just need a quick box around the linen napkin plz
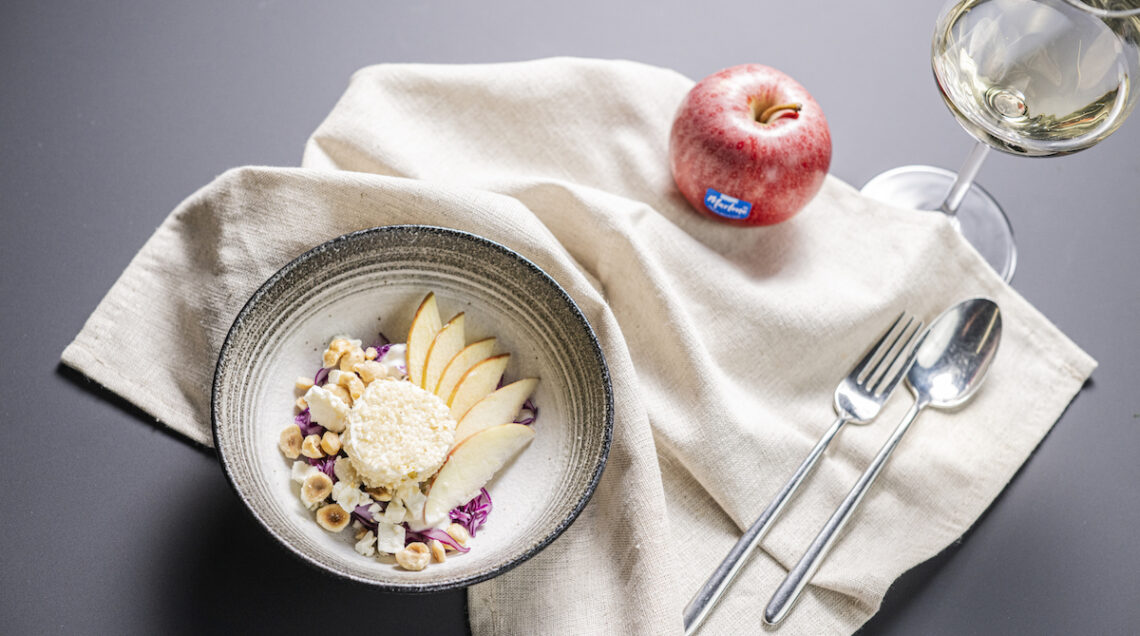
[62,58,1096,635]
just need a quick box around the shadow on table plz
[858,377,1095,634]
[57,363,215,455]
[57,363,471,636]
[153,484,471,636]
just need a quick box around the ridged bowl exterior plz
[212,225,612,591]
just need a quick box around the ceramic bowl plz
[212,225,612,591]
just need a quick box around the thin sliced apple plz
[419,423,535,529]
[434,337,496,399]
[422,312,465,391]
[447,354,509,420]
[405,292,441,387]
[452,378,539,447]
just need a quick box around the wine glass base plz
[861,165,1017,283]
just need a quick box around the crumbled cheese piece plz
[304,385,348,432]
[354,530,376,557]
[375,521,405,554]
[368,502,384,522]
[342,379,457,491]
[291,460,319,483]
[383,497,406,524]
[400,487,427,524]
[378,343,408,379]
[333,456,361,488]
[332,480,371,513]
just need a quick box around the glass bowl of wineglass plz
[862,0,1140,282]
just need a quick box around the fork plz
[681,311,925,635]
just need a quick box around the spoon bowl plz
[908,297,1002,409]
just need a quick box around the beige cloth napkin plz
[62,58,1096,634]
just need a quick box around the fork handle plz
[763,401,925,626]
[682,416,847,635]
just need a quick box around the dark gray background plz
[2,1,1137,634]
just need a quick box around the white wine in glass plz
[863,0,1140,282]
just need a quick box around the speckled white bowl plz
[212,225,612,591]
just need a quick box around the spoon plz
[763,297,1002,626]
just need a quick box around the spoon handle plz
[683,415,847,635]
[763,401,925,626]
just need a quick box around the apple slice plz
[420,423,535,529]
[422,312,465,391]
[452,378,539,447]
[405,292,442,387]
[434,337,496,399]
[447,354,509,420]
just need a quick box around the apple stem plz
[759,102,802,124]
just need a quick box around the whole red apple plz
[669,64,831,226]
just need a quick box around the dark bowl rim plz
[211,224,614,592]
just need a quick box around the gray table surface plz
[3,1,1138,634]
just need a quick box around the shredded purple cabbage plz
[294,408,326,437]
[404,526,471,553]
[449,488,493,537]
[352,504,378,532]
[313,366,330,386]
[306,454,337,480]
[514,397,538,426]
[368,331,391,352]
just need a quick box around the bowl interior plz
[213,226,612,591]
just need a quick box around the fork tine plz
[868,320,924,394]
[852,311,906,382]
[858,313,916,386]
[872,322,927,397]
[863,316,919,390]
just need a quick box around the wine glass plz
[862,0,1140,282]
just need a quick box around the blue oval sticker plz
[704,188,752,220]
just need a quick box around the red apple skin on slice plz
[435,337,496,398]
[422,312,465,391]
[406,292,442,387]
[447,354,510,420]
[419,423,535,529]
[452,378,539,448]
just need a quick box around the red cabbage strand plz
[403,526,471,552]
[449,488,493,537]
[294,408,325,437]
[306,454,337,480]
[313,367,330,386]
[514,397,538,426]
[352,505,378,532]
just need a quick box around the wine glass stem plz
[940,141,991,216]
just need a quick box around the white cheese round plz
[342,378,457,492]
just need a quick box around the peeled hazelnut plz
[320,431,342,455]
[316,503,351,532]
[300,472,334,508]
[446,523,470,549]
[429,539,447,563]
[301,434,324,459]
[396,542,431,571]
[339,347,365,373]
[278,425,303,459]
[365,486,392,502]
